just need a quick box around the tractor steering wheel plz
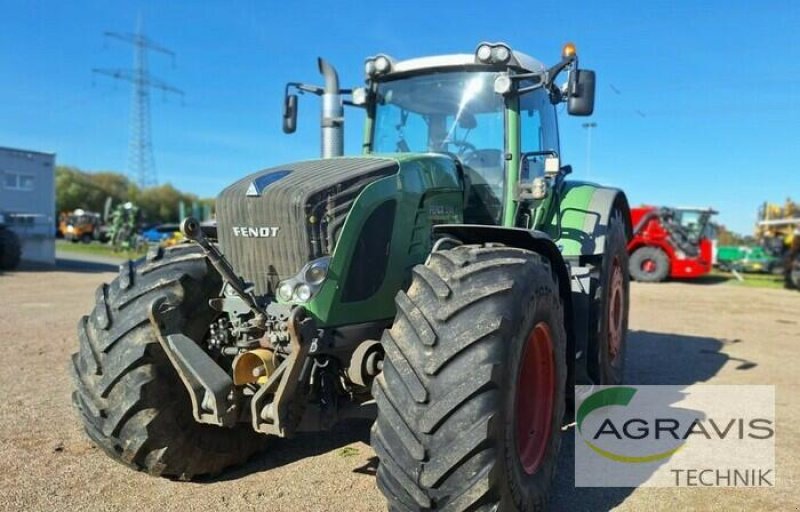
[446,140,478,156]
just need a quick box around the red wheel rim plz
[642,259,656,273]
[608,256,625,362]
[515,321,555,475]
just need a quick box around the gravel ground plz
[0,261,797,511]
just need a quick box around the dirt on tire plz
[373,245,567,511]
[71,244,267,479]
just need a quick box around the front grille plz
[216,157,399,296]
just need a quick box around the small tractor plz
[72,42,631,511]
[0,211,22,270]
[60,208,105,243]
[627,205,717,282]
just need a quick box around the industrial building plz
[0,146,56,265]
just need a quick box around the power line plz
[93,17,183,188]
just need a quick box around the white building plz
[0,146,56,264]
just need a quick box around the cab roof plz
[388,51,546,76]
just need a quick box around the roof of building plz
[0,146,56,158]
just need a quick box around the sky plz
[1,0,798,234]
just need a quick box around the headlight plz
[278,282,295,302]
[304,259,329,285]
[294,284,312,302]
[276,256,331,303]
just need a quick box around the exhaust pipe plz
[318,58,343,158]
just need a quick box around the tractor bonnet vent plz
[216,157,399,295]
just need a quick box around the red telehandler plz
[628,206,717,282]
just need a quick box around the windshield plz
[372,71,506,224]
[676,210,713,240]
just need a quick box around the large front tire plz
[71,245,266,479]
[373,245,567,511]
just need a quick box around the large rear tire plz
[373,245,567,511]
[71,244,267,479]
[590,209,631,384]
[0,228,22,270]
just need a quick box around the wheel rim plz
[641,259,656,273]
[515,321,555,475]
[608,256,625,362]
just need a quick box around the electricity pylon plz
[93,20,183,188]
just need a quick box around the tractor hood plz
[216,157,400,295]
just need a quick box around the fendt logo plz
[232,226,280,238]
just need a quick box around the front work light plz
[476,44,493,63]
[276,256,331,303]
[494,75,513,95]
[492,45,510,63]
[365,54,395,78]
[475,42,515,66]
[374,56,391,73]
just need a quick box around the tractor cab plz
[673,206,718,244]
[283,42,596,229]
[369,68,509,224]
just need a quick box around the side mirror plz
[567,69,596,116]
[282,94,298,134]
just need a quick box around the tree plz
[55,165,210,224]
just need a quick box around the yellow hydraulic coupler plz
[232,349,276,385]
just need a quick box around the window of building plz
[3,171,35,191]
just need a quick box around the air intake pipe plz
[318,58,344,158]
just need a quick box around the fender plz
[553,181,632,257]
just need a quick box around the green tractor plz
[72,42,631,510]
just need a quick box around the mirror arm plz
[545,54,577,86]
[342,99,366,109]
[286,82,324,96]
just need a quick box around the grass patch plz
[56,239,146,260]
[710,269,785,289]
[338,446,360,458]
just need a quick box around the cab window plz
[519,89,559,180]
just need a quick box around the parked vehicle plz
[628,206,717,282]
[141,223,179,244]
[72,42,629,511]
[59,209,106,243]
[716,245,780,273]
